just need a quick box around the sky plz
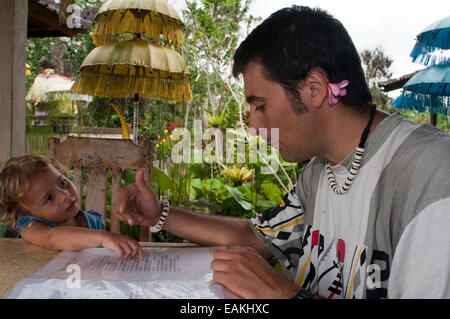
[170,0,450,98]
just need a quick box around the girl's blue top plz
[16,210,105,238]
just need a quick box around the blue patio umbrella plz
[392,64,449,116]
[403,64,449,96]
[410,15,450,66]
[392,90,448,115]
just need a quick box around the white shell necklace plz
[326,105,377,194]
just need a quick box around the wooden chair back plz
[47,136,152,241]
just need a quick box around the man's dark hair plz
[233,6,372,112]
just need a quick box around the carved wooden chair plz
[47,136,152,241]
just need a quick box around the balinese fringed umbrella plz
[92,0,185,48]
[403,64,449,96]
[393,64,449,116]
[27,69,74,102]
[71,0,192,143]
[71,39,191,100]
[410,15,450,66]
[393,16,450,124]
[392,91,448,116]
[27,69,92,115]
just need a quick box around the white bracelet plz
[149,199,170,233]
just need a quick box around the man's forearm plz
[162,206,272,258]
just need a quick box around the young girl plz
[0,155,143,258]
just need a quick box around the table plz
[0,238,197,298]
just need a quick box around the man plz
[116,6,450,298]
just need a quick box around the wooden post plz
[0,0,27,168]
[139,141,153,242]
[430,113,437,127]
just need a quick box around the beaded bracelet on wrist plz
[149,199,170,233]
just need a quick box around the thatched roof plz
[378,69,423,92]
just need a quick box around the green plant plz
[393,108,449,132]
[0,222,6,238]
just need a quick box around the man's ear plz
[303,68,328,108]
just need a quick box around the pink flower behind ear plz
[327,80,349,105]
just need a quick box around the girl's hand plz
[100,232,143,258]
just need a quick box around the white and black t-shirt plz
[250,113,450,299]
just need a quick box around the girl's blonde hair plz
[0,155,68,231]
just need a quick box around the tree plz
[360,46,393,86]
[180,0,259,122]
[360,46,393,110]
